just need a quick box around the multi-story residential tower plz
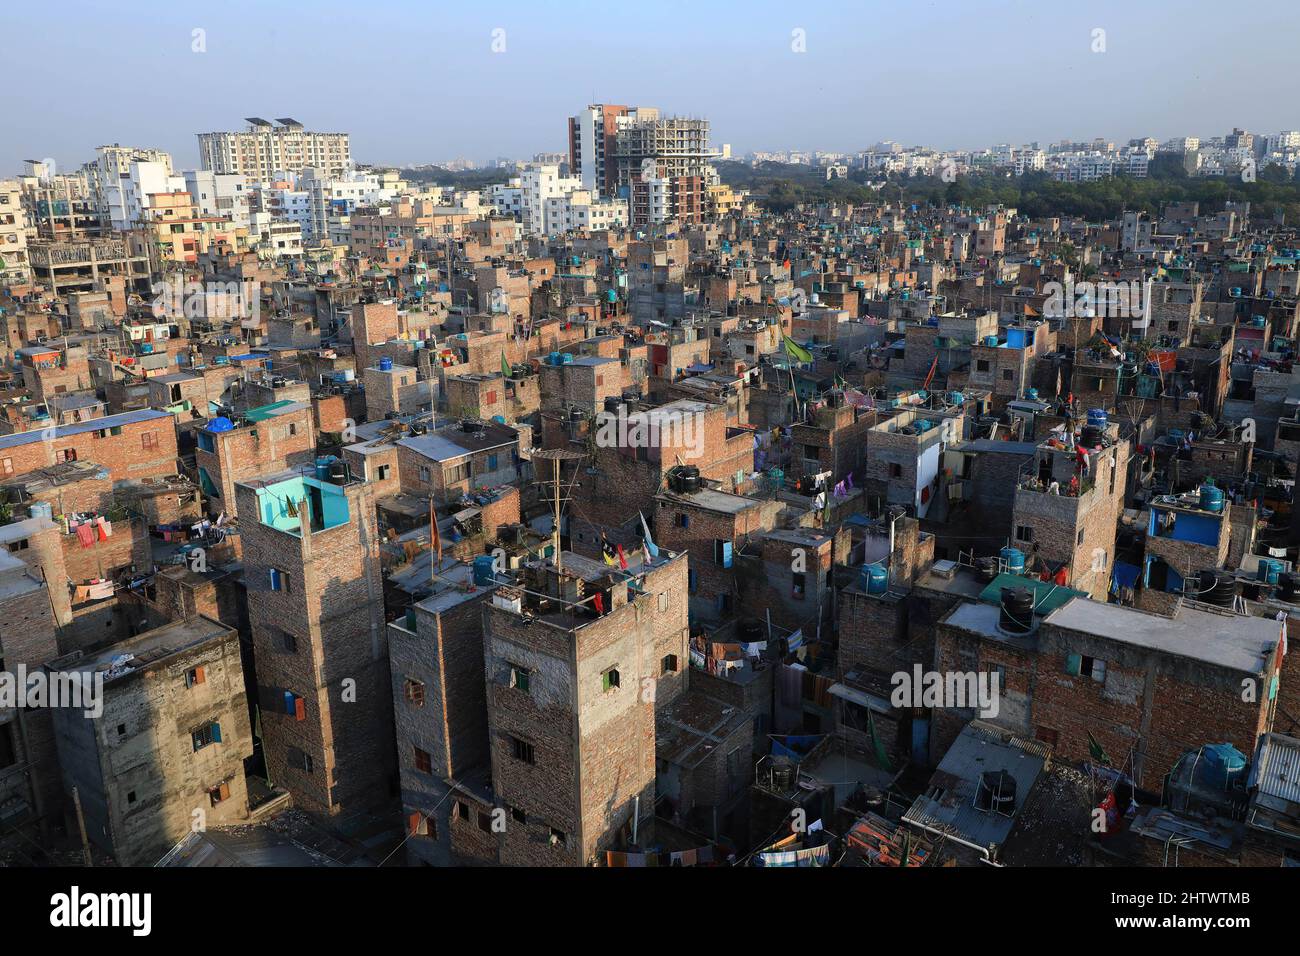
[235,467,394,819]
[197,118,351,180]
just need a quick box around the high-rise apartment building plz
[614,114,715,226]
[568,104,635,197]
[197,118,351,180]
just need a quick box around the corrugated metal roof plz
[0,409,171,451]
[978,574,1087,614]
[1250,732,1300,810]
[902,721,1046,856]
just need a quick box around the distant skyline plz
[4,0,1298,175]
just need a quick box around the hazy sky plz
[4,0,1298,175]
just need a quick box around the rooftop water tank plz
[1197,569,1236,607]
[472,555,496,586]
[1200,480,1224,513]
[1087,409,1108,429]
[1258,559,1283,585]
[999,587,1034,634]
[28,501,52,521]
[1025,387,1039,400]
[983,335,999,346]
[862,563,889,595]
[1000,547,1026,575]
[315,456,335,480]
[379,357,393,371]
[208,417,234,432]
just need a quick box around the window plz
[1015,525,1033,543]
[1001,369,1013,381]
[510,806,526,825]
[288,746,314,773]
[477,811,493,833]
[191,721,222,751]
[288,423,298,437]
[510,736,535,765]
[418,465,431,482]
[1077,528,1085,546]
[658,592,669,612]
[141,431,159,449]
[1065,654,1106,682]
[184,666,206,689]
[509,664,531,693]
[404,678,425,707]
[209,782,231,806]
[456,801,470,821]
[274,629,297,653]
[269,568,290,592]
[889,463,902,478]
[445,462,470,484]
[408,812,434,837]
[675,513,689,529]
[0,458,11,475]
[602,668,620,692]
[127,791,137,805]
[57,448,77,463]
[116,723,127,737]
[713,539,733,568]
[792,572,806,599]
[376,463,391,481]
[414,748,432,773]
[7,538,28,552]
[976,359,990,372]
[549,827,568,847]
[662,654,678,674]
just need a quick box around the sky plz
[4,0,1298,175]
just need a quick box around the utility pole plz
[72,786,93,866]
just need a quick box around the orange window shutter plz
[408,812,421,836]
[194,666,206,685]
[220,782,230,801]
[294,697,306,721]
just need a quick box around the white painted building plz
[105,160,188,229]
[185,170,251,229]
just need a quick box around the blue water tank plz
[1001,547,1026,574]
[861,563,889,594]
[315,456,334,480]
[1258,559,1283,584]
[983,335,999,346]
[379,357,393,371]
[473,555,496,586]
[1026,387,1039,400]
[561,353,574,364]
[949,391,965,405]
[1200,481,1225,514]
[208,417,234,432]
[549,351,562,365]
[1087,409,1108,429]
[28,501,53,521]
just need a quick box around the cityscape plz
[0,1,1294,932]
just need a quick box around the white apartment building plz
[520,163,583,235]
[105,160,188,229]
[185,170,251,229]
[197,118,350,179]
[0,180,30,285]
[299,167,396,242]
[260,187,313,235]
[250,212,304,258]
[543,190,628,233]
[85,145,173,224]
[486,180,523,219]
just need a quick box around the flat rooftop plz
[658,487,759,515]
[1045,598,1281,675]
[52,616,231,682]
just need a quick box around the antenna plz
[531,448,585,575]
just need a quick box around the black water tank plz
[1197,569,1236,607]
[999,587,1035,633]
[1280,572,1300,603]
[676,466,701,494]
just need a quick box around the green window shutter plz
[1065,654,1082,676]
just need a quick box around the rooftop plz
[1045,598,1282,675]
[51,615,232,683]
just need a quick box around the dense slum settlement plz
[1,117,1299,869]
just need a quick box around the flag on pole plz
[639,511,659,559]
[501,351,511,378]
[783,335,813,365]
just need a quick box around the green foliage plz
[718,161,1300,222]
